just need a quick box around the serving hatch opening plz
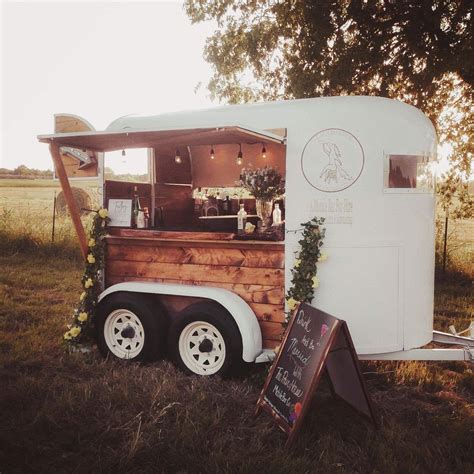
[39,123,287,243]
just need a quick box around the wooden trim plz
[106,245,284,269]
[105,275,284,305]
[106,260,284,286]
[106,235,284,252]
[49,143,88,259]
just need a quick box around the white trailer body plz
[38,97,473,373]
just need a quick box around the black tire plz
[96,292,167,362]
[168,301,243,377]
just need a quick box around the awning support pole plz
[49,143,88,259]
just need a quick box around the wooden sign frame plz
[255,303,377,447]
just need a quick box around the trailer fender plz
[98,282,263,362]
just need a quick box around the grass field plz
[0,179,473,473]
[0,252,472,473]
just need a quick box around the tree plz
[13,165,31,176]
[185,0,473,215]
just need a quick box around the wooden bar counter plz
[105,228,285,349]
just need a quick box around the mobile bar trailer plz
[38,97,473,376]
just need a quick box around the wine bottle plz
[237,204,247,235]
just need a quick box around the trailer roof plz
[38,125,285,152]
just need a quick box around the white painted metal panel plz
[314,245,402,353]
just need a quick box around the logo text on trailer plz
[301,129,365,193]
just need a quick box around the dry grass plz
[0,253,473,473]
[0,179,473,473]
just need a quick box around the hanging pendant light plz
[175,149,182,164]
[210,146,215,160]
[236,144,243,165]
[261,144,267,159]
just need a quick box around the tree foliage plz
[185,0,473,215]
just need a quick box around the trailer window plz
[384,154,434,193]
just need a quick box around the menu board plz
[107,199,132,227]
[255,303,376,446]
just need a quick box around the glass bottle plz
[237,203,247,235]
[132,185,140,228]
[272,203,282,225]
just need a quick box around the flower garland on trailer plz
[63,208,109,346]
[285,217,327,323]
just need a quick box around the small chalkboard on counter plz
[255,303,377,447]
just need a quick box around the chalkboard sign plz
[255,303,376,446]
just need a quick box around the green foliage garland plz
[285,217,326,323]
[63,208,109,346]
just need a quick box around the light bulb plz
[236,151,243,166]
[121,149,126,156]
[210,147,215,160]
[175,149,182,164]
[261,145,266,159]
[236,145,243,165]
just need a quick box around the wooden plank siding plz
[105,233,285,349]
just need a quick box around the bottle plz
[223,195,231,215]
[143,207,150,228]
[272,203,282,225]
[216,191,223,214]
[132,186,140,228]
[136,209,145,229]
[237,203,247,235]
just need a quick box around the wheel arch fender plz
[98,282,263,362]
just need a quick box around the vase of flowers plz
[240,167,285,230]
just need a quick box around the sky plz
[0,1,454,176]
[1,0,217,173]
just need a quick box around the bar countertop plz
[105,228,284,250]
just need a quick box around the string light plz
[210,146,215,160]
[261,144,267,159]
[236,144,243,165]
[175,149,182,164]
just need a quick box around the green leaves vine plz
[285,217,326,323]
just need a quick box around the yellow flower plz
[88,238,96,247]
[84,278,93,289]
[294,259,301,268]
[87,254,96,264]
[70,326,81,337]
[312,276,320,288]
[80,291,86,301]
[64,331,72,341]
[78,312,88,322]
[318,253,328,262]
[98,208,108,219]
[286,297,298,311]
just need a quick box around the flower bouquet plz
[240,166,285,230]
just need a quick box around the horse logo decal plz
[301,129,364,192]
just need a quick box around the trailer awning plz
[37,125,285,152]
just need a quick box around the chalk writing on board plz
[262,306,335,428]
[256,303,377,447]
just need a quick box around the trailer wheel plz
[168,302,243,377]
[96,292,166,362]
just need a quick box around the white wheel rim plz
[178,321,226,375]
[104,309,145,359]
